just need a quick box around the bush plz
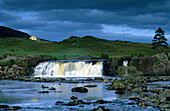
[117,66,143,78]
[100,53,109,59]
[0,60,15,68]
[129,53,145,58]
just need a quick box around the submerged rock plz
[12,106,22,110]
[38,91,49,93]
[84,85,97,87]
[41,85,49,89]
[48,87,56,90]
[56,101,64,105]
[115,90,125,94]
[0,105,9,108]
[70,96,78,100]
[71,87,88,93]
[129,96,139,101]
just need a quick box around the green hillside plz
[0,35,169,59]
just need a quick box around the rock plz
[123,97,127,99]
[70,96,78,100]
[160,97,166,103]
[115,90,125,94]
[84,85,97,87]
[56,101,64,104]
[152,102,159,108]
[12,106,22,110]
[71,87,88,93]
[94,77,103,81]
[41,85,49,89]
[166,96,170,101]
[63,102,77,106]
[159,104,169,109]
[140,97,149,102]
[94,99,111,104]
[38,91,49,93]
[128,102,135,105]
[0,105,9,108]
[114,99,118,101]
[90,105,110,111]
[104,78,109,83]
[138,103,147,108]
[129,96,139,101]
[48,87,56,90]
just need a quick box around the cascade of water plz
[123,60,128,76]
[33,60,103,77]
[123,60,128,66]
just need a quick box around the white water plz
[33,60,103,77]
[123,60,128,66]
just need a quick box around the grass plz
[0,36,169,60]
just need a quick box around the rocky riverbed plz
[0,76,169,111]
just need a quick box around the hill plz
[0,35,169,60]
[0,26,30,38]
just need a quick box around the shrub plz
[100,53,109,59]
[117,66,143,78]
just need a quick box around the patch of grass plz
[0,36,169,59]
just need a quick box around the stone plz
[84,85,97,87]
[115,90,125,94]
[41,85,49,89]
[94,99,111,104]
[70,96,78,100]
[129,96,139,101]
[48,87,56,90]
[0,105,9,108]
[12,106,22,110]
[38,91,49,93]
[128,102,135,105]
[104,78,109,83]
[56,101,64,104]
[71,87,88,93]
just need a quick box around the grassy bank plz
[0,36,169,60]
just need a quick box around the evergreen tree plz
[152,27,168,52]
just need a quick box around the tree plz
[152,27,169,52]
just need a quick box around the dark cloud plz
[4,19,47,29]
[0,0,166,12]
[0,0,170,43]
[0,10,21,22]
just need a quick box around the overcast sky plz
[0,0,170,43]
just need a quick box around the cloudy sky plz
[0,0,170,43]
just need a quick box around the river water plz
[0,80,160,111]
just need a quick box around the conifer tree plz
[152,27,168,52]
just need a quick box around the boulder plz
[71,87,88,93]
[115,90,125,94]
[70,96,78,100]
[0,105,9,108]
[84,85,97,87]
[38,91,49,93]
[129,96,139,101]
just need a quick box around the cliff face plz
[103,57,131,76]
[0,55,49,79]
[103,53,170,76]
[130,53,170,76]
[0,53,169,79]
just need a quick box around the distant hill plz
[0,26,31,38]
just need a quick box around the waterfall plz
[33,60,104,77]
[123,60,128,66]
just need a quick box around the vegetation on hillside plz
[0,26,30,38]
[0,35,169,60]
